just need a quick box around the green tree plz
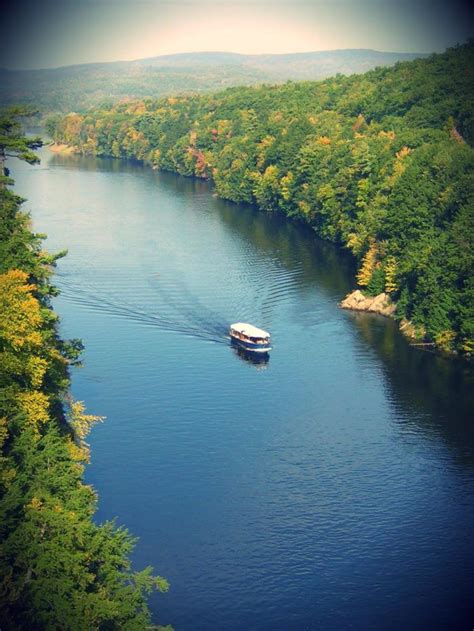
[0,107,42,177]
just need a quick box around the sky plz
[1,0,473,70]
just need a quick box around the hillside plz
[0,49,425,113]
[47,42,474,356]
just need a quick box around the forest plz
[0,110,171,629]
[48,41,474,356]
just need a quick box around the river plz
[10,148,474,630]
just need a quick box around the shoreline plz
[339,289,396,318]
[48,142,77,154]
[339,289,446,353]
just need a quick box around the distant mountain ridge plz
[131,48,424,68]
[0,49,427,112]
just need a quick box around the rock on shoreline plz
[339,290,396,317]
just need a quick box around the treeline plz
[0,111,171,629]
[48,42,474,355]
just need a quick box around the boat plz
[229,322,271,353]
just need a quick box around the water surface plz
[11,150,474,630]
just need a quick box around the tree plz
[0,107,42,178]
[357,243,378,287]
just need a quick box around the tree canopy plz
[0,107,42,171]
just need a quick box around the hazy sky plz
[2,0,473,70]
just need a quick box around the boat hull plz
[230,335,271,353]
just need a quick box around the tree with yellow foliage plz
[67,399,104,462]
[357,243,378,287]
[384,256,398,294]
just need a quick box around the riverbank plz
[339,289,431,349]
[339,290,396,317]
[49,142,76,154]
[339,289,457,355]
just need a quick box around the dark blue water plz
[11,149,474,630]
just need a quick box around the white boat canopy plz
[230,323,270,339]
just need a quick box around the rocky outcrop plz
[339,290,396,317]
[340,292,440,350]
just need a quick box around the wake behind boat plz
[229,323,271,353]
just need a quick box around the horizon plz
[2,0,473,71]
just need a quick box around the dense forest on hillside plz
[48,42,474,356]
[0,49,424,113]
[0,111,170,629]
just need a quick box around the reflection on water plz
[231,339,270,369]
[348,311,474,468]
[10,149,474,631]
